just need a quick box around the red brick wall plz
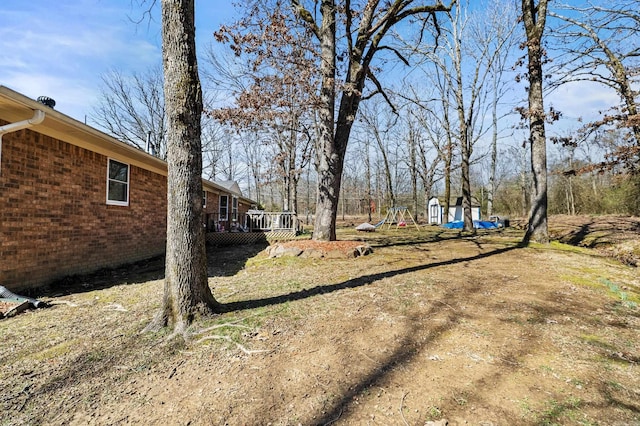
[0,126,167,291]
[203,189,219,231]
[203,192,252,231]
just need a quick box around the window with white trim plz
[219,195,228,220]
[107,159,129,206]
[232,196,238,221]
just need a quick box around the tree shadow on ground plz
[213,236,639,423]
[2,320,184,424]
[206,241,269,278]
[32,241,268,299]
[221,243,524,312]
[346,226,517,250]
[256,243,529,424]
[33,254,167,298]
[312,299,470,425]
[550,216,640,248]
[298,246,638,424]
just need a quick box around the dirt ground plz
[1,215,639,425]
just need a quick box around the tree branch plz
[363,69,398,115]
[291,0,320,39]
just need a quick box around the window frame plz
[219,195,228,221]
[231,196,238,221]
[106,158,130,206]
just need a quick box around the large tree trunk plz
[365,139,372,222]
[520,143,528,218]
[408,127,419,217]
[312,0,337,241]
[146,0,219,333]
[460,136,474,232]
[443,141,453,224]
[488,72,499,217]
[313,144,342,240]
[459,106,474,231]
[522,0,550,244]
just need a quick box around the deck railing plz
[206,210,302,246]
[245,210,302,233]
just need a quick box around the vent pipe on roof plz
[0,109,46,176]
[36,96,56,109]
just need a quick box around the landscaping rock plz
[266,244,303,258]
[299,248,324,259]
[354,245,373,257]
[425,420,448,426]
[356,222,376,232]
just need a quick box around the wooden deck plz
[205,211,303,246]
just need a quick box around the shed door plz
[429,203,440,224]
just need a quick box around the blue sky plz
[0,1,622,130]
[0,0,237,122]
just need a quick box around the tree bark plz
[365,139,372,222]
[408,126,419,217]
[520,143,528,218]
[460,134,474,232]
[442,100,454,224]
[522,0,550,244]
[311,0,338,241]
[146,0,219,333]
[488,72,498,217]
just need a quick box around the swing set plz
[376,206,420,230]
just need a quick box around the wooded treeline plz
[94,0,640,224]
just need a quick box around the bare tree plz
[201,116,231,181]
[210,5,316,213]
[237,129,269,205]
[521,0,550,244]
[549,1,640,171]
[399,79,456,222]
[406,104,444,213]
[213,1,454,239]
[406,115,420,216]
[146,0,219,334]
[484,1,519,217]
[408,0,517,231]
[92,67,166,158]
[359,100,398,210]
[363,138,373,221]
[291,0,454,240]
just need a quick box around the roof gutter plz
[0,109,45,176]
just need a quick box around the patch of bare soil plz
[1,215,639,425]
[549,214,640,266]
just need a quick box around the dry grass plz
[1,215,639,425]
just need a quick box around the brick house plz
[202,180,252,233]
[0,86,254,291]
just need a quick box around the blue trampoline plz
[442,220,498,229]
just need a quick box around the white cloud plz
[0,1,161,121]
[547,80,621,124]
[0,0,236,121]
